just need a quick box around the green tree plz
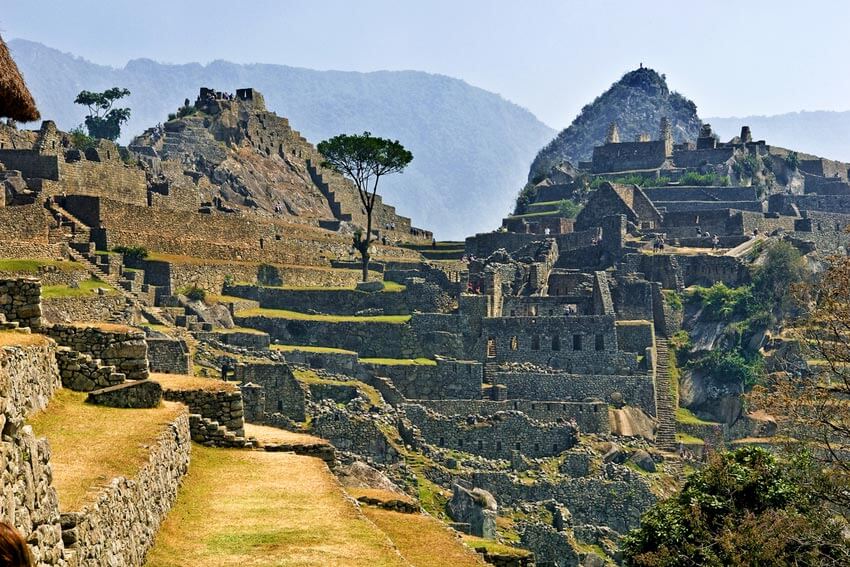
[751,240,805,314]
[317,132,413,281]
[622,447,849,566]
[74,87,131,141]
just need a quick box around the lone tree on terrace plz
[74,87,131,141]
[317,132,413,281]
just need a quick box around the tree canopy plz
[622,447,848,566]
[317,132,412,281]
[74,87,131,141]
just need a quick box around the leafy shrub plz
[513,184,538,215]
[751,241,805,312]
[690,349,763,389]
[669,330,691,351]
[112,245,148,262]
[556,199,582,218]
[622,448,847,566]
[733,154,761,179]
[183,285,206,302]
[679,171,730,186]
[223,274,235,288]
[69,126,96,151]
[686,283,755,321]
[785,151,799,171]
[663,290,682,311]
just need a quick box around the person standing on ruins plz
[0,522,33,567]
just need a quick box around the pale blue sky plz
[4,0,850,127]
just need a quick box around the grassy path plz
[145,446,407,567]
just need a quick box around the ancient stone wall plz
[367,358,483,400]
[55,347,125,391]
[62,412,190,567]
[0,277,43,329]
[42,295,131,325]
[0,150,60,179]
[493,371,656,416]
[413,399,610,434]
[45,324,148,381]
[615,321,655,355]
[403,404,578,459]
[145,336,192,375]
[472,472,656,534]
[234,362,307,422]
[591,141,667,173]
[0,340,65,566]
[162,388,244,437]
[0,202,51,242]
[311,404,398,463]
[465,230,599,259]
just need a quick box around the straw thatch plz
[0,34,39,122]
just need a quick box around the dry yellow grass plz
[146,445,406,567]
[27,389,184,510]
[361,507,486,567]
[150,373,238,393]
[0,331,48,346]
[243,423,328,446]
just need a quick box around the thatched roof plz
[0,34,39,122]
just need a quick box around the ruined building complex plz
[0,64,845,565]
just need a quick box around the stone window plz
[510,310,516,316]
[515,442,521,451]
[496,440,502,451]
[486,337,497,358]
[513,401,518,410]
[552,334,561,351]
[534,443,540,452]
[510,336,518,351]
[458,439,464,448]
[552,443,558,452]
[595,334,605,351]
[573,334,582,351]
[531,335,540,351]
[477,440,483,450]
[593,405,599,413]
[531,403,536,410]
[439,436,445,446]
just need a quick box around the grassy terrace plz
[360,357,437,366]
[150,373,238,393]
[0,258,86,272]
[146,446,406,567]
[42,278,117,299]
[27,390,184,510]
[271,344,357,355]
[235,307,411,324]
[360,507,486,567]
[505,209,564,219]
[675,407,721,426]
[212,326,269,335]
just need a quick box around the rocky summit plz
[529,67,702,182]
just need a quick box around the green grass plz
[271,281,406,293]
[0,258,86,272]
[506,210,564,219]
[270,344,357,355]
[213,326,268,336]
[360,357,437,366]
[235,307,411,324]
[380,281,406,292]
[42,278,116,299]
[675,407,721,426]
[676,432,705,445]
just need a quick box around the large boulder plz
[447,483,497,539]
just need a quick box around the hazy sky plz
[4,0,850,128]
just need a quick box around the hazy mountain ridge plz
[9,39,555,238]
[528,67,702,182]
[707,111,850,163]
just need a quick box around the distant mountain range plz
[8,39,555,239]
[707,111,850,162]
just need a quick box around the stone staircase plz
[653,338,678,451]
[46,200,91,246]
[305,159,356,223]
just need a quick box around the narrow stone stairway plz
[653,338,678,451]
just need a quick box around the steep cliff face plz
[529,67,702,181]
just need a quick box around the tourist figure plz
[432,237,437,249]
[0,522,33,567]
[712,234,720,250]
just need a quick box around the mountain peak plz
[528,67,700,181]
